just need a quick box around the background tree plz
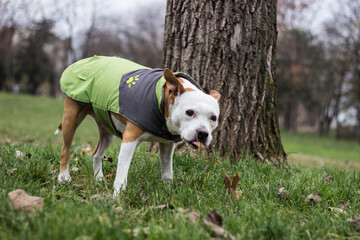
[163,0,286,162]
[15,19,56,95]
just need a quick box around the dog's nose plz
[196,129,209,142]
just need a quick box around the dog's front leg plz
[159,142,175,181]
[113,141,138,196]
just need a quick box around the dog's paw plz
[57,170,71,183]
[94,172,104,181]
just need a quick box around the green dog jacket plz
[60,56,180,141]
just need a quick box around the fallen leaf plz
[324,175,333,183]
[15,150,25,158]
[7,168,17,175]
[154,204,175,210]
[91,194,101,200]
[178,208,200,223]
[305,191,322,202]
[71,166,79,172]
[328,207,346,214]
[277,187,289,198]
[50,169,57,176]
[224,172,242,199]
[352,214,360,232]
[105,173,115,180]
[204,209,235,240]
[2,145,10,154]
[205,209,223,226]
[0,156,2,165]
[140,187,149,203]
[74,155,79,162]
[81,144,92,155]
[8,189,44,212]
[338,201,345,210]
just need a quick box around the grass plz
[282,131,360,170]
[1,92,360,239]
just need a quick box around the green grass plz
[281,131,360,170]
[1,93,360,239]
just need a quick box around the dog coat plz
[60,56,193,141]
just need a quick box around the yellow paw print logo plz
[126,75,140,88]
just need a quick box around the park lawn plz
[1,93,360,239]
[281,131,360,170]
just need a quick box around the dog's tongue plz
[192,141,205,149]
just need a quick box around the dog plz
[55,56,220,195]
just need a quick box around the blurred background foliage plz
[0,0,359,141]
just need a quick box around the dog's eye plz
[210,115,217,122]
[186,110,195,117]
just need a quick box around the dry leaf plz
[7,168,17,175]
[352,214,360,231]
[2,145,10,154]
[105,173,115,180]
[0,156,2,165]
[224,172,242,199]
[305,191,322,202]
[15,150,25,158]
[328,207,346,214]
[140,187,149,203]
[338,201,345,210]
[74,155,79,162]
[178,208,201,222]
[324,175,333,183]
[8,189,44,212]
[154,204,175,210]
[204,209,235,240]
[71,166,79,172]
[277,187,289,198]
[81,144,92,155]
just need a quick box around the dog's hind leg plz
[58,96,89,182]
[92,120,114,180]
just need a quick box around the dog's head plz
[163,69,220,148]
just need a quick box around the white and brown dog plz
[55,56,220,195]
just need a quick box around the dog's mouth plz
[189,141,206,149]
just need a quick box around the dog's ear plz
[164,68,185,96]
[210,90,221,102]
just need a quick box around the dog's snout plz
[196,129,209,142]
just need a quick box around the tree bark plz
[163,0,286,163]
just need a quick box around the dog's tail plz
[54,123,62,135]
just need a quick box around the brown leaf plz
[328,207,346,214]
[305,191,322,202]
[154,204,175,210]
[324,175,333,183]
[71,166,79,172]
[0,156,2,165]
[7,168,17,175]
[204,209,235,240]
[338,201,345,210]
[140,187,149,203]
[178,208,200,223]
[8,189,44,212]
[234,191,243,199]
[81,144,92,155]
[231,172,240,191]
[205,209,223,227]
[105,173,115,180]
[224,174,231,189]
[277,187,289,198]
[352,214,360,231]
[2,145,10,154]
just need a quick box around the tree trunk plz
[163,0,286,163]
